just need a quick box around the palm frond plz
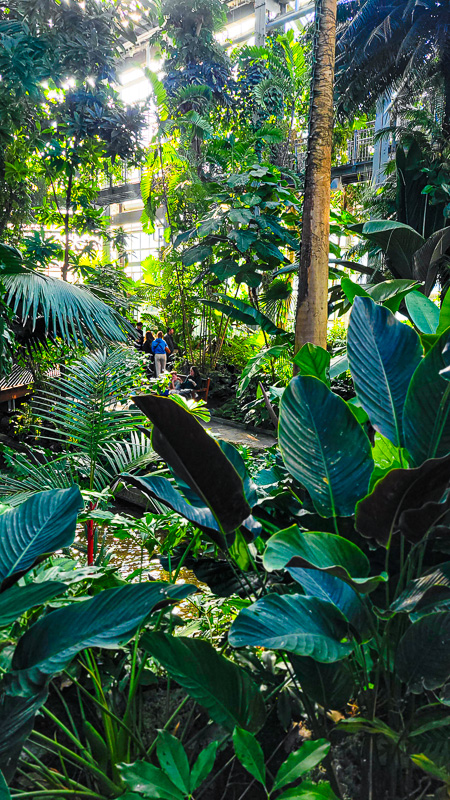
[4,272,133,348]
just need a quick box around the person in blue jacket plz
[151,331,170,377]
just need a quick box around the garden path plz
[202,417,277,450]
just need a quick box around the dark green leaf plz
[0,689,48,782]
[181,244,212,266]
[11,582,195,692]
[0,486,82,583]
[0,769,9,800]
[229,594,354,661]
[403,330,450,464]
[263,527,382,594]
[0,582,67,626]
[405,291,440,334]
[228,209,254,225]
[291,656,354,709]
[210,259,241,281]
[348,296,422,447]
[396,612,450,693]
[392,563,450,616]
[141,633,265,732]
[190,742,219,791]
[279,376,373,517]
[229,229,257,253]
[288,570,370,635]
[348,220,424,279]
[132,395,251,534]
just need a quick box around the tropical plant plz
[0,486,198,787]
[336,0,450,139]
[0,347,155,506]
[113,290,450,798]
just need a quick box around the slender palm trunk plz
[294,0,337,354]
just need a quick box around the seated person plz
[170,366,202,398]
[169,371,181,391]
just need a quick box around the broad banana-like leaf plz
[356,454,450,545]
[405,291,440,334]
[279,376,373,517]
[403,330,450,464]
[141,632,266,733]
[263,526,383,594]
[202,295,281,336]
[132,395,251,533]
[0,689,48,782]
[288,569,370,636]
[293,343,330,384]
[0,582,67,627]
[229,594,354,662]
[11,582,196,693]
[348,220,424,279]
[392,563,450,617]
[348,296,422,447]
[291,655,354,709]
[0,486,82,583]
[396,612,450,693]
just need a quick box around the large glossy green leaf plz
[293,343,330,384]
[279,376,373,517]
[403,330,450,464]
[413,227,450,295]
[405,291,440,334]
[0,582,67,627]
[229,594,354,662]
[141,633,265,733]
[348,220,424,279]
[396,612,450,692]
[11,582,195,692]
[0,485,82,583]
[273,739,330,792]
[356,454,450,545]
[133,395,251,534]
[348,297,422,447]
[288,570,370,636]
[263,527,382,594]
[4,273,132,347]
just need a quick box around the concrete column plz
[255,0,266,45]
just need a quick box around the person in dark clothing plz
[164,327,176,354]
[135,322,144,350]
[170,365,201,398]
[142,331,155,353]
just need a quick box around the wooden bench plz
[194,377,210,402]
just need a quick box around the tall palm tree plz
[336,0,450,138]
[295,0,338,352]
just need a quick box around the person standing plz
[164,327,176,355]
[142,331,155,353]
[151,331,170,377]
[135,321,144,350]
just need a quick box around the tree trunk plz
[294,0,337,355]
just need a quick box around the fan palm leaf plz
[4,271,133,348]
